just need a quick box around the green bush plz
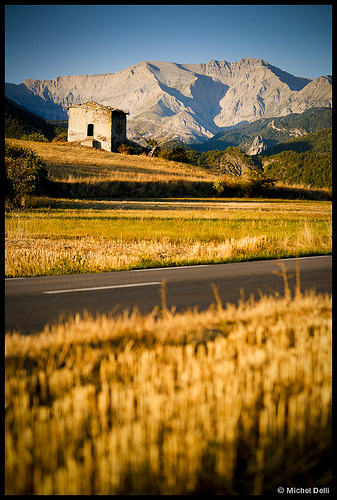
[212,175,249,197]
[246,169,276,190]
[21,132,48,142]
[213,169,276,198]
[5,141,50,208]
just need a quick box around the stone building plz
[67,101,128,152]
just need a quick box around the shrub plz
[213,175,249,197]
[213,176,234,195]
[21,132,49,142]
[246,169,276,191]
[213,170,276,198]
[118,144,130,155]
[5,141,50,208]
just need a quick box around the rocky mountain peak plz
[5,58,332,144]
[248,136,268,155]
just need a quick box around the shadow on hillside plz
[43,178,331,205]
[262,140,312,156]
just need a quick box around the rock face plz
[267,119,306,137]
[5,58,332,144]
[248,136,268,155]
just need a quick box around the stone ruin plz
[67,101,128,152]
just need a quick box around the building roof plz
[66,101,128,114]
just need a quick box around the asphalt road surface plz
[5,255,332,335]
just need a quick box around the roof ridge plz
[66,101,128,113]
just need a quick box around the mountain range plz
[5,58,332,144]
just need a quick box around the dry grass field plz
[5,286,332,494]
[5,140,332,493]
[5,199,331,277]
[4,141,332,278]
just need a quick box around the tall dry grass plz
[5,285,332,494]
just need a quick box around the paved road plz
[5,255,332,335]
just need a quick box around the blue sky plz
[5,4,332,84]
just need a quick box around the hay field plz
[5,199,332,277]
[5,286,332,494]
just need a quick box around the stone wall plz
[111,113,127,151]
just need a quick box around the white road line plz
[44,282,161,295]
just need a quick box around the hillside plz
[261,128,332,156]
[261,129,332,189]
[191,107,332,152]
[184,127,332,190]
[5,97,57,141]
[186,147,258,175]
[5,138,218,184]
[5,58,332,144]
[5,138,331,203]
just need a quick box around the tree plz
[131,127,176,157]
[161,146,189,163]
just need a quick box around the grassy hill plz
[6,138,331,206]
[5,138,217,183]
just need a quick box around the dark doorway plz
[87,124,94,136]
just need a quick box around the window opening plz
[87,124,94,136]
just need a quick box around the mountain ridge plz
[5,58,332,144]
[189,107,332,152]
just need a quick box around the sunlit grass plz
[5,200,332,277]
[6,138,217,182]
[5,213,327,241]
[5,286,332,494]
